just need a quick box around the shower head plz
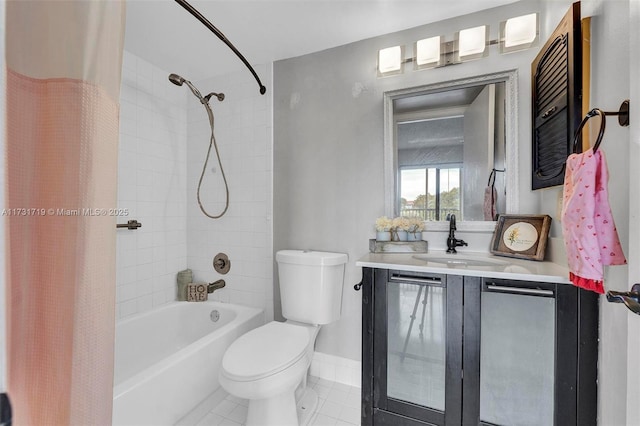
[169,72,205,102]
[168,73,186,86]
[168,73,224,104]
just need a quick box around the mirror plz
[384,70,519,231]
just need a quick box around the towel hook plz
[572,100,630,154]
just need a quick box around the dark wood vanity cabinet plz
[361,267,598,426]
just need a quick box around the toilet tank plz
[276,250,348,325]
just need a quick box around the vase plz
[376,231,391,241]
[407,231,422,241]
[393,230,408,241]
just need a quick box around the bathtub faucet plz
[208,279,226,293]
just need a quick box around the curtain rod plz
[174,0,267,95]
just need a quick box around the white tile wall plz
[116,50,189,319]
[116,56,273,320]
[186,64,274,320]
[310,352,361,388]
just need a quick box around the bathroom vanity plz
[356,252,598,426]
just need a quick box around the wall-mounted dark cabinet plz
[361,267,598,426]
[531,2,582,189]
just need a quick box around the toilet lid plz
[222,321,310,381]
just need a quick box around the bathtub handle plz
[213,253,231,274]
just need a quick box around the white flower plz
[375,216,393,231]
[392,216,411,231]
[408,217,425,233]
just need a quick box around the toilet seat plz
[222,321,310,382]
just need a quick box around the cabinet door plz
[372,269,463,426]
[461,278,596,426]
[479,280,557,426]
[531,1,582,189]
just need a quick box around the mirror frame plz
[383,69,519,232]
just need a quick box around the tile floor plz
[192,376,361,426]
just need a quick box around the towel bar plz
[572,100,630,154]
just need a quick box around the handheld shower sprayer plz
[168,73,185,86]
[169,72,229,218]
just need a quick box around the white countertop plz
[356,251,572,284]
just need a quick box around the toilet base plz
[297,387,318,426]
[246,390,297,426]
[244,385,319,426]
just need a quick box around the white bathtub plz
[112,301,264,425]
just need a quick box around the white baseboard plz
[309,351,361,388]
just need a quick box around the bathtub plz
[112,301,264,425]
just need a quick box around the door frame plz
[626,1,640,423]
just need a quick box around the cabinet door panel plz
[373,270,460,426]
[387,279,446,410]
[479,283,556,426]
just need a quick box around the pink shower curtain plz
[5,1,125,424]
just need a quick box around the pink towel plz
[561,148,626,294]
[484,169,498,221]
[484,186,497,220]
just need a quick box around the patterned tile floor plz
[192,376,361,426]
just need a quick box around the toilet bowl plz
[219,321,320,426]
[219,250,348,426]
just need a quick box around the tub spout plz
[208,279,226,293]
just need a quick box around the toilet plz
[219,250,348,426]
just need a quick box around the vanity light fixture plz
[456,25,489,62]
[378,45,404,76]
[500,13,539,53]
[376,13,539,76]
[414,36,442,69]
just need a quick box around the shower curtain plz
[5,1,125,424]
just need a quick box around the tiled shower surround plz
[116,50,274,321]
[116,51,189,319]
[185,66,274,321]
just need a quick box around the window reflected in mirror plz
[393,81,506,221]
[400,167,461,221]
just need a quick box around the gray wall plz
[274,1,545,361]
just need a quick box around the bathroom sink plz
[412,254,509,267]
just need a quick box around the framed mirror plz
[383,70,519,232]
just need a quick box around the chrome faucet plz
[208,279,226,293]
[446,214,468,254]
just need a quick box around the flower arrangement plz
[407,217,425,234]
[375,216,425,241]
[406,217,425,241]
[375,216,393,232]
[392,216,411,232]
